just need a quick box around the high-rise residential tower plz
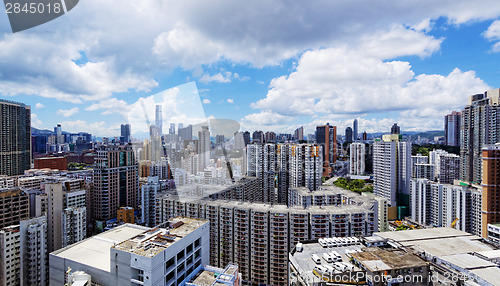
[374,134,411,207]
[482,144,500,237]
[445,111,461,147]
[0,99,31,176]
[350,142,365,175]
[92,145,139,222]
[461,89,500,184]
[198,126,211,171]
[294,126,304,141]
[316,123,337,177]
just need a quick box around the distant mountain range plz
[367,130,444,140]
[31,127,71,135]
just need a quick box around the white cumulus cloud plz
[57,107,80,118]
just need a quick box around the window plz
[177,250,185,261]
[195,238,201,248]
[166,257,175,270]
[165,270,175,283]
[177,262,185,273]
[186,243,193,254]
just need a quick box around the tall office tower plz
[61,207,86,248]
[316,123,337,177]
[0,99,31,176]
[178,123,183,131]
[294,126,304,141]
[265,131,277,142]
[373,134,411,206]
[242,131,251,146]
[0,188,29,228]
[120,123,131,143]
[289,144,323,191]
[169,123,175,135]
[445,111,461,146]
[482,144,500,237]
[0,216,48,286]
[345,126,353,143]
[54,123,64,144]
[234,131,246,149]
[155,105,162,134]
[178,124,193,141]
[150,124,162,162]
[391,123,400,134]
[92,145,138,222]
[198,126,211,171]
[45,179,86,252]
[277,144,290,204]
[461,89,500,184]
[246,143,277,203]
[429,149,460,184]
[215,134,225,145]
[150,157,171,180]
[350,142,365,175]
[353,118,358,141]
[362,131,368,141]
[252,130,264,144]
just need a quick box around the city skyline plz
[2,1,500,136]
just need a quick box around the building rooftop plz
[289,241,363,284]
[352,249,428,272]
[51,223,149,272]
[113,217,208,258]
[469,267,500,284]
[374,228,495,258]
[437,253,496,270]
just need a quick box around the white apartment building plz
[0,216,48,286]
[289,144,323,191]
[430,149,460,184]
[156,185,378,285]
[0,176,15,189]
[44,178,87,252]
[62,207,86,248]
[414,163,435,180]
[349,142,365,175]
[410,178,482,236]
[141,176,171,227]
[50,217,210,286]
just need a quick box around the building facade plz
[0,99,31,176]
[92,145,139,222]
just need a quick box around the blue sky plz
[2,1,500,138]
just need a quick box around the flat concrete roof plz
[290,241,363,283]
[470,267,500,284]
[113,217,208,257]
[374,227,474,242]
[438,254,496,270]
[374,228,494,258]
[51,224,149,271]
[475,249,500,260]
[352,249,428,272]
